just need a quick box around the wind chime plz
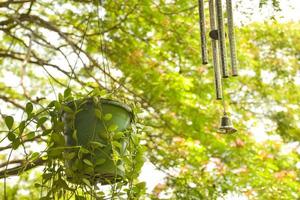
[198,0,237,134]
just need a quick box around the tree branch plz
[0,0,34,8]
[0,158,45,179]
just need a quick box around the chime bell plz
[218,113,237,134]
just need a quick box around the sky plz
[234,0,300,25]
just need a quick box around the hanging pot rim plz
[65,97,134,121]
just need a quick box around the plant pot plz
[62,98,133,184]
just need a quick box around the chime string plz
[220,78,227,114]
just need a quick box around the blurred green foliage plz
[0,0,299,199]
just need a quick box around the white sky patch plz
[1,71,20,88]
[138,161,167,193]
[280,142,299,155]
[98,6,106,20]
[261,70,276,84]
[109,68,123,78]
[39,28,61,47]
[296,162,300,169]
[294,71,300,85]
[55,2,83,15]
[17,189,30,196]
[206,159,218,172]
[247,117,282,143]
[5,176,20,185]
[296,146,300,155]
[238,69,256,77]
[234,0,300,26]
[248,121,270,143]
[165,0,175,4]
[146,30,155,38]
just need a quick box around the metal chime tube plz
[226,0,238,76]
[198,0,208,65]
[209,0,223,100]
[215,0,228,78]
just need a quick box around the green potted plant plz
[2,88,145,199]
[62,97,134,184]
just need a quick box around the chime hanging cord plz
[221,79,227,114]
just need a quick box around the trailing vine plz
[2,88,145,199]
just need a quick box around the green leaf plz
[27,131,35,140]
[103,113,112,121]
[42,173,52,181]
[92,88,107,97]
[108,124,118,132]
[95,109,102,119]
[112,141,122,150]
[7,131,16,141]
[56,179,70,190]
[25,102,33,115]
[79,147,89,154]
[42,129,52,136]
[37,117,48,128]
[52,133,65,146]
[54,101,61,111]
[47,101,56,108]
[117,164,125,172]
[63,152,76,160]
[30,152,40,161]
[82,178,91,187]
[72,130,78,142]
[34,183,42,188]
[83,159,93,167]
[75,195,85,200]
[4,116,14,130]
[47,148,62,158]
[113,132,124,140]
[62,105,73,113]
[19,121,26,135]
[12,139,20,149]
[89,141,106,148]
[64,88,71,98]
[95,158,106,165]
[58,93,63,102]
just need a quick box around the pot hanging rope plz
[60,0,141,186]
[198,0,238,133]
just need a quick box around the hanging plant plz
[0,1,147,198]
[1,88,145,199]
[62,97,134,184]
